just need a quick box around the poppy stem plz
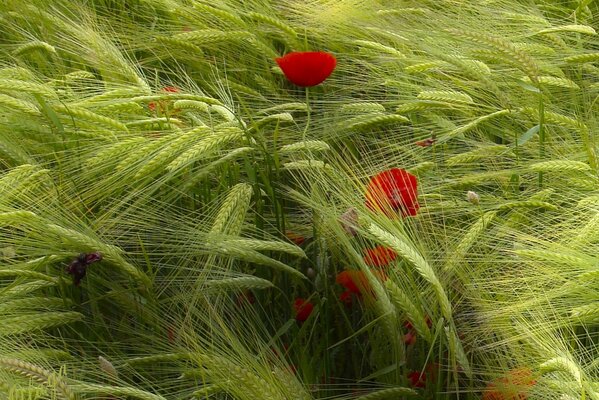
[303,87,311,142]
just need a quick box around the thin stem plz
[538,93,545,188]
[303,87,311,142]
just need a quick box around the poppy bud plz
[467,190,480,205]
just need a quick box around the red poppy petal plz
[363,246,397,267]
[276,51,337,87]
[293,297,314,322]
[365,168,419,217]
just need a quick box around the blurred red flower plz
[482,368,537,400]
[293,298,314,322]
[363,245,397,267]
[149,86,180,111]
[365,168,419,217]
[275,51,337,87]
[404,330,416,345]
[285,230,305,246]
[336,269,388,305]
[408,371,427,388]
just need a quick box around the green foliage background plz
[0,0,598,399]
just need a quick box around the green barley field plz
[0,0,598,399]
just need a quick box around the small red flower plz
[408,371,427,388]
[162,86,180,93]
[365,168,419,217]
[404,330,416,345]
[336,270,367,295]
[236,290,255,306]
[293,298,314,322]
[339,290,354,305]
[275,51,337,87]
[285,230,305,246]
[336,270,388,299]
[415,137,436,147]
[363,246,397,267]
[482,368,536,400]
[149,86,180,111]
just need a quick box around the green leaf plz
[517,124,540,146]
[515,80,541,93]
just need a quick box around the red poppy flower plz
[293,298,314,322]
[236,290,255,306]
[336,269,388,297]
[339,290,353,305]
[365,168,419,217]
[404,330,416,345]
[149,86,180,111]
[336,270,367,295]
[482,368,536,400]
[363,246,397,267]
[408,371,427,388]
[275,51,337,87]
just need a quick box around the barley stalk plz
[72,383,164,400]
[0,79,56,98]
[442,110,510,142]
[355,40,405,58]
[180,147,254,192]
[347,114,410,130]
[134,127,210,179]
[1,281,56,298]
[210,183,253,235]
[445,326,473,378]
[0,269,58,283]
[131,94,222,106]
[44,223,151,287]
[521,76,579,89]
[395,100,458,113]
[340,102,385,113]
[570,304,599,323]
[0,312,82,336]
[247,12,297,38]
[528,160,591,173]
[540,357,582,385]
[208,243,305,280]
[0,93,40,115]
[204,276,274,291]
[417,90,473,104]
[0,297,69,314]
[405,61,449,74]
[0,358,75,400]
[445,29,539,83]
[283,160,331,171]
[446,145,513,165]
[52,104,127,133]
[167,127,245,172]
[354,387,417,400]
[565,53,599,64]
[173,99,211,112]
[537,25,596,35]
[191,3,246,27]
[369,223,452,321]
[445,211,496,274]
[386,280,432,341]
[258,102,308,115]
[87,137,148,168]
[280,140,330,154]
[220,238,306,258]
